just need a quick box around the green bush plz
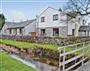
[32,46,59,61]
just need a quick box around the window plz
[20,28,23,34]
[4,29,7,33]
[13,29,17,35]
[41,29,45,35]
[41,17,45,22]
[72,29,75,36]
[79,18,80,20]
[53,28,59,36]
[9,29,11,34]
[53,14,58,21]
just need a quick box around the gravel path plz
[77,61,90,71]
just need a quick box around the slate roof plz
[6,19,36,29]
[88,23,90,26]
[79,26,90,31]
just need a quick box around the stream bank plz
[0,44,59,71]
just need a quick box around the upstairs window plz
[41,17,45,22]
[53,14,58,21]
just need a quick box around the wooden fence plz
[59,41,90,71]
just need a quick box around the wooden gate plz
[58,41,90,71]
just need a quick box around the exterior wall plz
[11,29,16,35]
[46,28,53,37]
[24,21,36,36]
[37,7,67,37]
[38,26,67,37]
[38,28,54,37]
[7,28,24,36]
[68,20,76,36]
[37,7,85,37]
[17,29,20,35]
[16,28,24,35]
[67,15,84,36]
[38,7,66,29]
[75,15,85,36]
[1,24,9,35]
[59,26,67,37]
[78,32,86,36]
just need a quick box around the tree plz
[65,0,90,16]
[0,14,5,30]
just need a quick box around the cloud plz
[11,10,26,22]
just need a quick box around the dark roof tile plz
[79,26,90,31]
[6,19,36,28]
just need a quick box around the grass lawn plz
[0,39,59,49]
[0,51,37,71]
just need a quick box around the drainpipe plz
[36,15,39,36]
[67,16,69,37]
[88,30,89,36]
[58,47,61,71]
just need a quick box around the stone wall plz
[0,35,90,46]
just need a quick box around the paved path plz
[77,61,90,71]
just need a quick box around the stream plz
[10,54,59,71]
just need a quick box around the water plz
[10,54,37,69]
[10,54,59,71]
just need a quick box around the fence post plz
[58,47,61,71]
[62,47,65,71]
[82,42,84,66]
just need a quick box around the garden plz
[0,36,90,71]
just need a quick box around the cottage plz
[79,26,90,36]
[1,19,37,36]
[37,7,85,37]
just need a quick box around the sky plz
[0,0,68,22]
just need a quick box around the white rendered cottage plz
[1,19,37,36]
[36,7,85,37]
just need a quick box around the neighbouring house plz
[66,11,86,36]
[1,19,37,36]
[37,7,86,37]
[78,25,90,36]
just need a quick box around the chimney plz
[58,8,62,12]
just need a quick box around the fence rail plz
[59,41,90,71]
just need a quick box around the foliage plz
[32,46,59,61]
[0,14,5,30]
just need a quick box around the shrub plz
[32,46,59,61]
